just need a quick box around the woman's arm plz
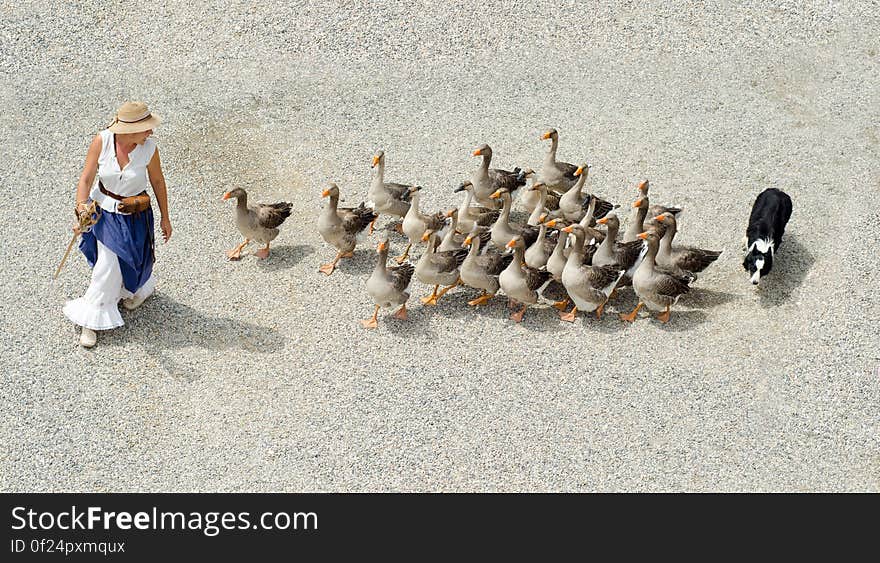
[76,135,102,212]
[147,147,172,242]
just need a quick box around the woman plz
[63,101,172,347]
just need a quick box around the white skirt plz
[63,240,156,330]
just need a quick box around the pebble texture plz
[1,1,878,491]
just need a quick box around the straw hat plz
[107,101,161,134]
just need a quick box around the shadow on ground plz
[755,233,814,308]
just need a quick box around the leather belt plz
[99,181,125,201]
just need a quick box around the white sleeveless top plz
[90,129,157,213]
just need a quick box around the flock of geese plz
[224,129,723,329]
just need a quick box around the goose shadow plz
[315,246,376,276]
[752,233,814,308]
[257,244,315,272]
[105,294,286,379]
[685,287,739,309]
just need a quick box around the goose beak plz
[561,225,574,233]
[541,132,551,140]
[463,235,473,246]
[637,232,649,240]
[472,148,482,156]
[377,240,387,251]
[543,219,557,228]
[505,239,517,249]
[321,189,331,197]
[596,217,608,225]
[221,192,232,200]
[444,209,455,218]
[638,180,649,191]
[371,156,380,168]
[574,166,583,176]
[632,198,643,207]
[654,215,665,222]
[421,232,431,242]
[453,183,466,193]
[489,190,503,199]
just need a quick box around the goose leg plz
[434,279,460,300]
[559,306,578,323]
[552,298,570,311]
[393,221,404,234]
[510,303,528,323]
[595,301,606,320]
[421,285,440,306]
[391,304,408,321]
[319,252,343,276]
[656,305,671,324]
[619,302,643,322]
[395,243,412,264]
[254,242,270,260]
[226,239,250,260]
[468,291,493,306]
[368,217,377,235]
[360,305,380,329]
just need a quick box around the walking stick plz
[54,201,100,279]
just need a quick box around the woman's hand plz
[160,216,172,243]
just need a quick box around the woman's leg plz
[63,240,126,343]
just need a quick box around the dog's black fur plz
[743,188,793,285]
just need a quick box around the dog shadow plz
[105,294,286,379]
[257,244,314,271]
[755,234,814,308]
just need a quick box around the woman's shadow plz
[105,294,286,379]
[754,233,814,308]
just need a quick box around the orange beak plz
[561,225,574,233]
[472,148,482,156]
[638,180,649,191]
[377,240,387,251]
[597,217,608,225]
[421,232,431,242]
[653,215,665,222]
[463,235,473,246]
[543,219,557,228]
[637,232,649,240]
[505,239,517,249]
[321,189,331,197]
[541,132,551,140]
[371,156,380,168]
[489,190,502,199]
[574,166,583,176]
[221,192,231,200]
[632,198,643,207]
[445,209,455,218]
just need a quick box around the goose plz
[499,236,552,323]
[620,231,696,324]
[471,144,529,208]
[558,164,616,224]
[222,188,292,260]
[653,213,722,273]
[523,222,558,269]
[453,180,500,233]
[367,150,414,233]
[317,183,377,275]
[593,213,646,286]
[438,208,490,252]
[398,186,445,263]
[362,238,415,329]
[538,128,579,193]
[637,180,684,217]
[622,195,650,242]
[415,231,468,306]
[459,227,514,306]
[488,188,539,249]
[526,182,561,226]
[558,224,625,322]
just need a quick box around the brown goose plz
[367,150,414,233]
[362,238,415,329]
[488,188,539,249]
[453,180,500,233]
[415,231,468,306]
[471,144,528,209]
[438,208,490,252]
[398,186,445,263]
[526,182,561,226]
[317,183,377,275]
[620,231,696,324]
[593,213,646,285]
[524,222,558,269]
[222,188,292,260]
[622,195,650,242]
[538,128,579,193]
[459,227,514,306]
[637,180,684,217]
[558,164,616,225]
[559,224,625,322]
[653,213,722,273]
[543,218,598,311]
[499,236,552,323]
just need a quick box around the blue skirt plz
[79,206,155,294]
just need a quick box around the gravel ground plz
[2,1,878,492]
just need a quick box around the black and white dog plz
[742,188,793,285]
